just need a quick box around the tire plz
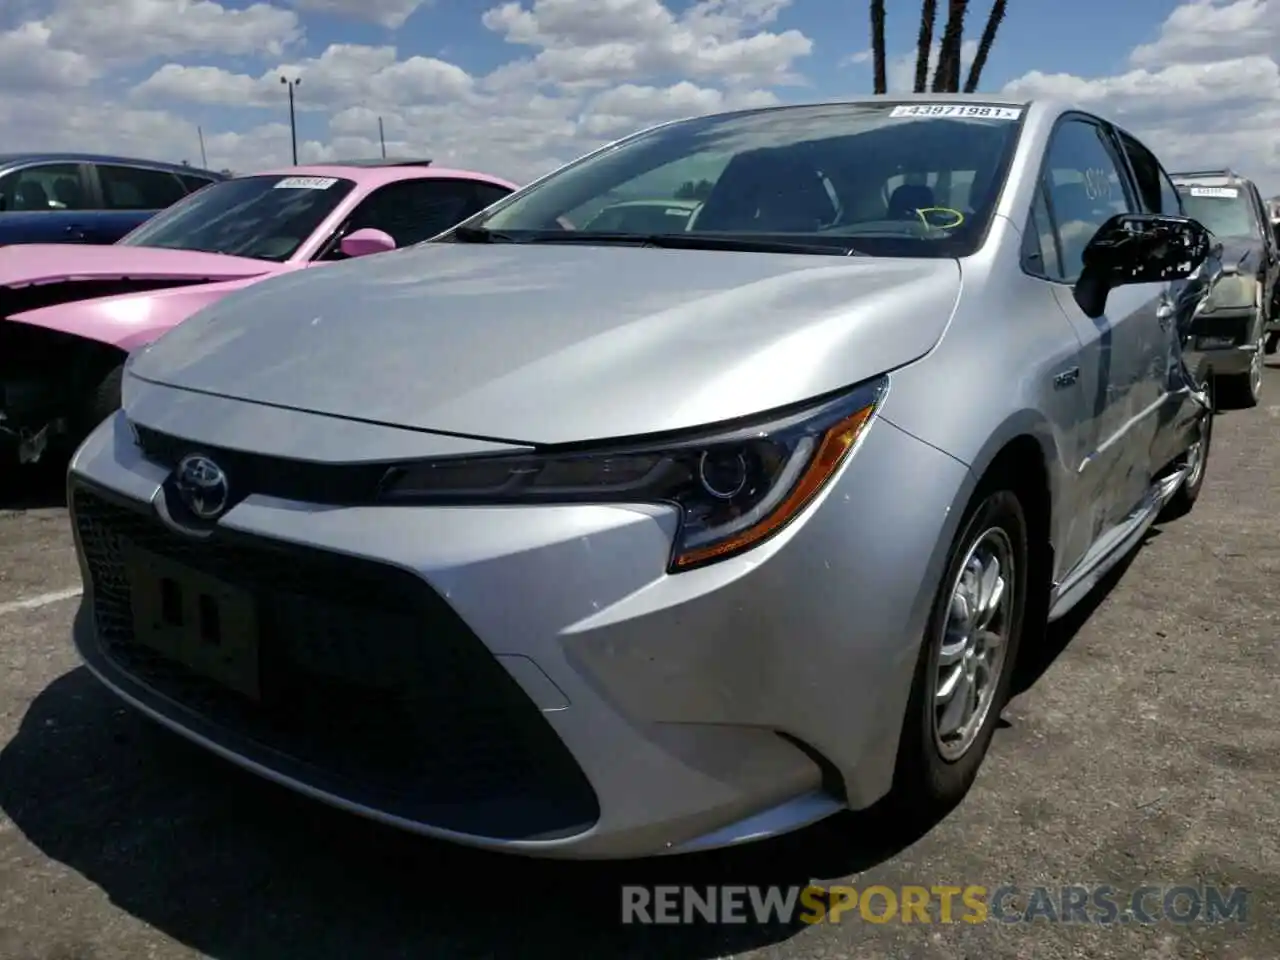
[891,486,1029,823]
[1218,325,1264,409]
[75,362,124,443]
[1266,331,1279,356]
[1159,379,1214,522]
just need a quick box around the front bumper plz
[1192,305,1259,375]
[68,395,968,859]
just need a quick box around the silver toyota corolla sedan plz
[66,94,1221,860]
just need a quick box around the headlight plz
[378,376,887,572]
[1204,274,1256,312]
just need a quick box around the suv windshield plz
[458,102,1024,257]
[119,175,356,261]
[1176,185,1261,241]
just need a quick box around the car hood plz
[129,243,962,444]
[0,243,273,288]
[1213,235,1262,272]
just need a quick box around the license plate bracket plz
[124,542,261,701]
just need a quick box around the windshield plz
[119,175,356,261]
[461,102,1024,257]
[1176,186,1261,241]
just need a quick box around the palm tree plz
[963,0,1007,92]
[914,0,937,92]
[869,0,1008,95]
[931,0,969,92]
[871,0,887,94]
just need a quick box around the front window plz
[120,175,357,261]
[460,102,1024,257]
[1176,185,1261,241]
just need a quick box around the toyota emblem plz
[174,454,230,520]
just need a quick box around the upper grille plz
[72,483,599,840]
[132,424,389,505]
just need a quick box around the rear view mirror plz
[1074,213,1217,318]
[340,227,396,258]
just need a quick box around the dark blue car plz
[0,153,224,246]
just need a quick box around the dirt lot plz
[1,372,1278,960]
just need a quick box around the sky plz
[3,0,1278,192]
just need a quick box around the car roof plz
[1169,169,1253,188]
[245,162,518,191]
[0,152,223,177]
[325,157,434,168]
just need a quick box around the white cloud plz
[116,0,811,180]
[41,0,301,61]
[1129,0,1277,67]
[0,22,97,92]
[482,0,812,88]
[134,44,474,109]
[578,80,779,137]
[1003,0,1280,194]
[285,0,431,29]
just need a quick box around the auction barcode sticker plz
[274,176,338,190]
[1188,186,1238,198]
[889,104,1022,120]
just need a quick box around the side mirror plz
[1073,213,1217,319]
[340,227,396,258]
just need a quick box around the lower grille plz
[72,484,599,840]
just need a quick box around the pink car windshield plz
[119,174,357,262]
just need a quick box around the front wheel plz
[1218,334,1264,409]
[891,487,1028,821]
[1159,379,1214,522]
[72,362,124,446]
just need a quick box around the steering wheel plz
[915,207,965,230]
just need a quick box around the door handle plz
[1053,366,1080,389]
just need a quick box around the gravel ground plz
[1,371,1278,960]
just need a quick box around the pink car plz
[0,160,516,467]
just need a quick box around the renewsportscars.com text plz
[621,884,1249,925]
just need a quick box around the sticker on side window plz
[889,104,1023,120]
[273,176,338,190]
[1188,186,1239,198]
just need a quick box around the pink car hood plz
[0,243,273,288]
[1,245,287,354]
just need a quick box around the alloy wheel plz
[932,527,1015,762]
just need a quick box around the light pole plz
[280,76,300,164]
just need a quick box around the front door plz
[1040,117,1167,556]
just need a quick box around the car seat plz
[15,181,49,210]
[695,149,836,232]
[52,177,84,209]
[886,183,936,220]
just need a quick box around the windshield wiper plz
[449,225,523,243]
[518,232,862,256]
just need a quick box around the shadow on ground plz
[0,455,68,511]
[0,530,1139,958]
[1011,531,1147,697]
[0,667,946,959]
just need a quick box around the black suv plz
[1170,168,1279,408]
